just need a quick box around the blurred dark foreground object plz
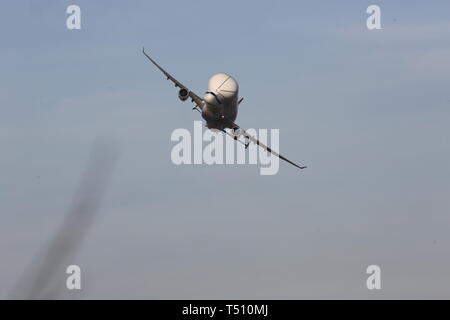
[9,138,119,299]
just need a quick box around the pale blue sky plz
[1,0,449,298]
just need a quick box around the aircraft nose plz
[204,91,221,105]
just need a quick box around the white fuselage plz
[201,73,239,130]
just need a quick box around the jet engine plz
[178,88,190,101]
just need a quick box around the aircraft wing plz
[142,48,204,107]
[231,122,307,170]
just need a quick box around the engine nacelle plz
[178,88,190,101]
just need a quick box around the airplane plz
[142,48,307,170]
